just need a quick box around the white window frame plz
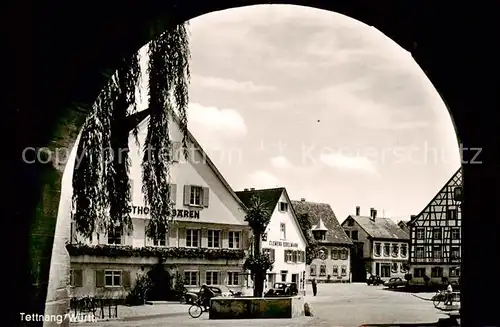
[310,265,317,276]
[207,229,221,248]
[416,228,425,240]
[280,223,286,240]
[227,271,239,286]
[451,246,460,259]
[107,225,122,245]
[416,246,425,258]
[374,243,381,256]
[319,264,326,276]
[148,227,167,247]
[104,270,122,287]
[401,244,408,257]
[184,271,199,286]
[341,265,347,276]
[228,231,241,249]
[433,228,442,240]
[433,246,442,259]
[451,228,460,240]
[186,229,200,248]
[206,271,219,286]
[332,265,338,276]
[278,202,288,212]
[190,186,203,206]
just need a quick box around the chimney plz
[301,198,306,202]
[244,188,249,191]
[355,206,360,216]
[370,207,376,220]
[410,215,416,220]
[250,188,255,191]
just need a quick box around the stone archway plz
[9,2,500,327]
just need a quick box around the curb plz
[121,312,187,321]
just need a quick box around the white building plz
[235,188,308,293]
[68,109,252,300]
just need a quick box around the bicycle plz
[188,298,206,318]
[432,290,451,307]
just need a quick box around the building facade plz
[407,168,462,286]
[292,199,353,283]
[68,110,252,299]
[341,207,410,282]
[235,188,308,293]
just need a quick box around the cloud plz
[320,152,377,174]
[192,75,274,93]
[270,156,294,169]
[246,170,282,189]
[188,103,247,137]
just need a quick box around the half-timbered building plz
[407,168,462,286]
[291,199,353,283]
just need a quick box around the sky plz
[138,4,461,222]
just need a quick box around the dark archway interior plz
[9,2,500,326]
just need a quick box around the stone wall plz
[209,296,305,319]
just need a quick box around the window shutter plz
[271,249,275,262]
[201,228,208,248]
[199,271,205,286]
[95,270,104,287]
[122,271,131,288]
[74,269,83,287]
[183,185,191,205]
[170,184,177,204]
[284,250,288,262]
[202,187,210,207]
[178,228,186,247]
[172,142,181,162]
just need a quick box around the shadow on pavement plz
[359,317,459,327]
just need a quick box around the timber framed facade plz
[408,168,462,286]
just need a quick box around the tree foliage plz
[296,213,318,264]
[72,21,191,239]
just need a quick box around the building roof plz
[235,187,284,215]
[128,109,249,216]
[408,167,462,226]
[291,200,353,245]
[235,187,308,245]
[313,218,328,231]
[347,215,409,240]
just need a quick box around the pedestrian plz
[444,281,454,305]
[312,278,317,296]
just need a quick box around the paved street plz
[74,283,453,327]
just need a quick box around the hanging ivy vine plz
[72,20,191,239]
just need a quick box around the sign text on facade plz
[269,241,299,248]
[129,206,200,219]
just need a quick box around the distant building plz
[291,199,353,283]
[68,110,252,300]
[236,188,308,293]
[407,168,462,285]
[341,207,410,282]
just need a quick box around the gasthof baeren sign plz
[129,205,200,219]
[269,241,299,247]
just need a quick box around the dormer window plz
[313,230,327,241]
[279,202,288,212]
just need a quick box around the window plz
[263,248,276,262]
[69,269,83,287]
[344,230,350,238]
[450,267,460,277]
[208,230,220,248]
[451,228,460,240]
[228,231,240,249]
[414,268,426,278]
[433,246,442,259]
[391,263,399,273]
[433,228,442,240]
[228,272,239,286]
[383,244,390,256]
[206,271,219,285]
[332,265,338,276]
[104,270,121,287]
[446,208,457,220]
[291,274,299,284]
[190,186,203,206]
[392,244,399,256]
[279,202,288,212]
[332,249,339,260]
[280,270,288,282]
[107,225,122,245]
[310,265,317,276]
[401,245,407,257]
[319,264,326,276]
[150,225,167,246]
[400,263,407,273]
[186,229,199,247]
[280,223,286,240]
[285,250,294,262]
[374,243,381,256]
[347,219,354,226]
[416,228,425,240]
[451,246,460,260]
[416,246,424,258]
[184,271,198,286]
[351,230,358,240]
[340,249,348,260]
[431,267,443,278]
[341,265,347,276]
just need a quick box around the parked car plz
[384,277,406,289]
[182,286,222,304]
[264,282,298,297]
[366,275,383,286]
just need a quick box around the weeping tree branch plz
[72,21,190,240]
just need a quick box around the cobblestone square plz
[74,283,453,327]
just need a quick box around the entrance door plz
[381,264,391,278]
[291,273,299,284]
[280,270,288,282]
[375,262,380,276]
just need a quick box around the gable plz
[409,168,462,227]
[127,113,247,226]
